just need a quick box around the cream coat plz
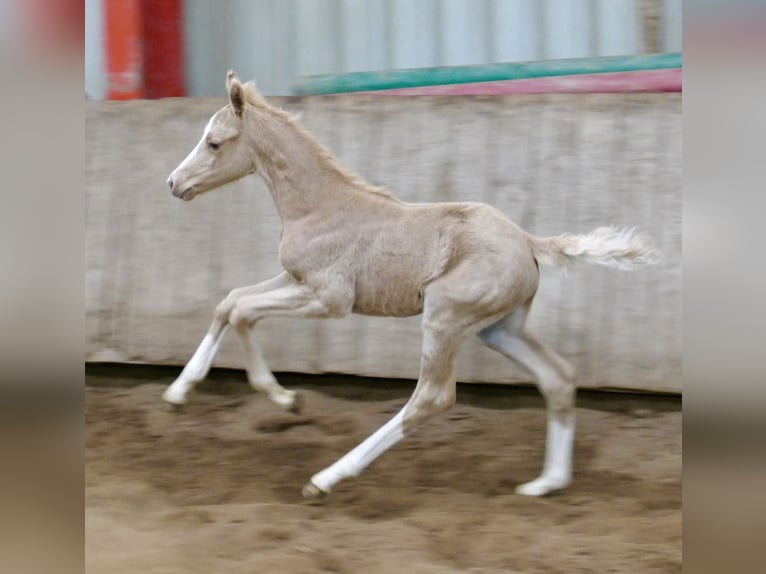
[163,72,656,498]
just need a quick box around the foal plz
[163,71,656,499]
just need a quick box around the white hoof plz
[162,384,189,406]
[515,476,570,497]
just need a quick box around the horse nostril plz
[167,176,174,190]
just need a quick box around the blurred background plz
[9,1,766,572]
[84,0,681,99]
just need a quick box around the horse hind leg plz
[304,319,463,497]
[479,304,576,496]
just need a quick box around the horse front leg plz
[227,279,350,410]
[235,323,301,412]
[162,271,294,406]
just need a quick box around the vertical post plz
[142,0,185,98]
[104,0,144,100]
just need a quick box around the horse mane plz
[241,81,396,201]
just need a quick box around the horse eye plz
[209,141,220,151]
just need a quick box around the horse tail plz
[526,226,658,271]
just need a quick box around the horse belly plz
[352,276,424,317]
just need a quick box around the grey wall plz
[85,93,681,392]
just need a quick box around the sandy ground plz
[85,367,681,573]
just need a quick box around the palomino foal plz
[163,71,656,499]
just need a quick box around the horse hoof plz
[162,387,188,407]
[287,392,304,415]
[515,476,569,497]
[302,481,327,500]
[163,401,185,414]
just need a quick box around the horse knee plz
[214,298,233,323]
[215,287,248,323]
[229,302,256,331]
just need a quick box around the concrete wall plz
[85,93,681,392]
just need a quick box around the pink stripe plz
[363,68,682,96]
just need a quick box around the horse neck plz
[248,109,366,223]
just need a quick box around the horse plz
[163,70,657,499]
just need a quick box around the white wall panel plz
[294,0,343,76]
[595,0,642,56]
[183,0,231,97]
[85,0,677,97]
[178,0,655,96]
[542,0,593,60]
[82,5,680,100]
[662,0,682,52]
[439,0,489,66]
[390,0,439,69]
[340,0,390,72]
[85,0,106,99]
[490,0,542,63]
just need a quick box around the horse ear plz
[226,70,240,91]
[227,71,245,117]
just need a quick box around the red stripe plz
[365,68,682,96]
[142,0,185,98]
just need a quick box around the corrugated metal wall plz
[85,0,682,99]
[180,0,681,96]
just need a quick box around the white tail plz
[528,226,658,271]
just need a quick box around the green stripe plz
[293,52,682,95]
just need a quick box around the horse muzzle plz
[168,175,195,201]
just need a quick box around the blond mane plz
[241,81,395,200]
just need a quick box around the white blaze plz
[175,115,216,173]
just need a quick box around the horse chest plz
[278,232,342,277]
